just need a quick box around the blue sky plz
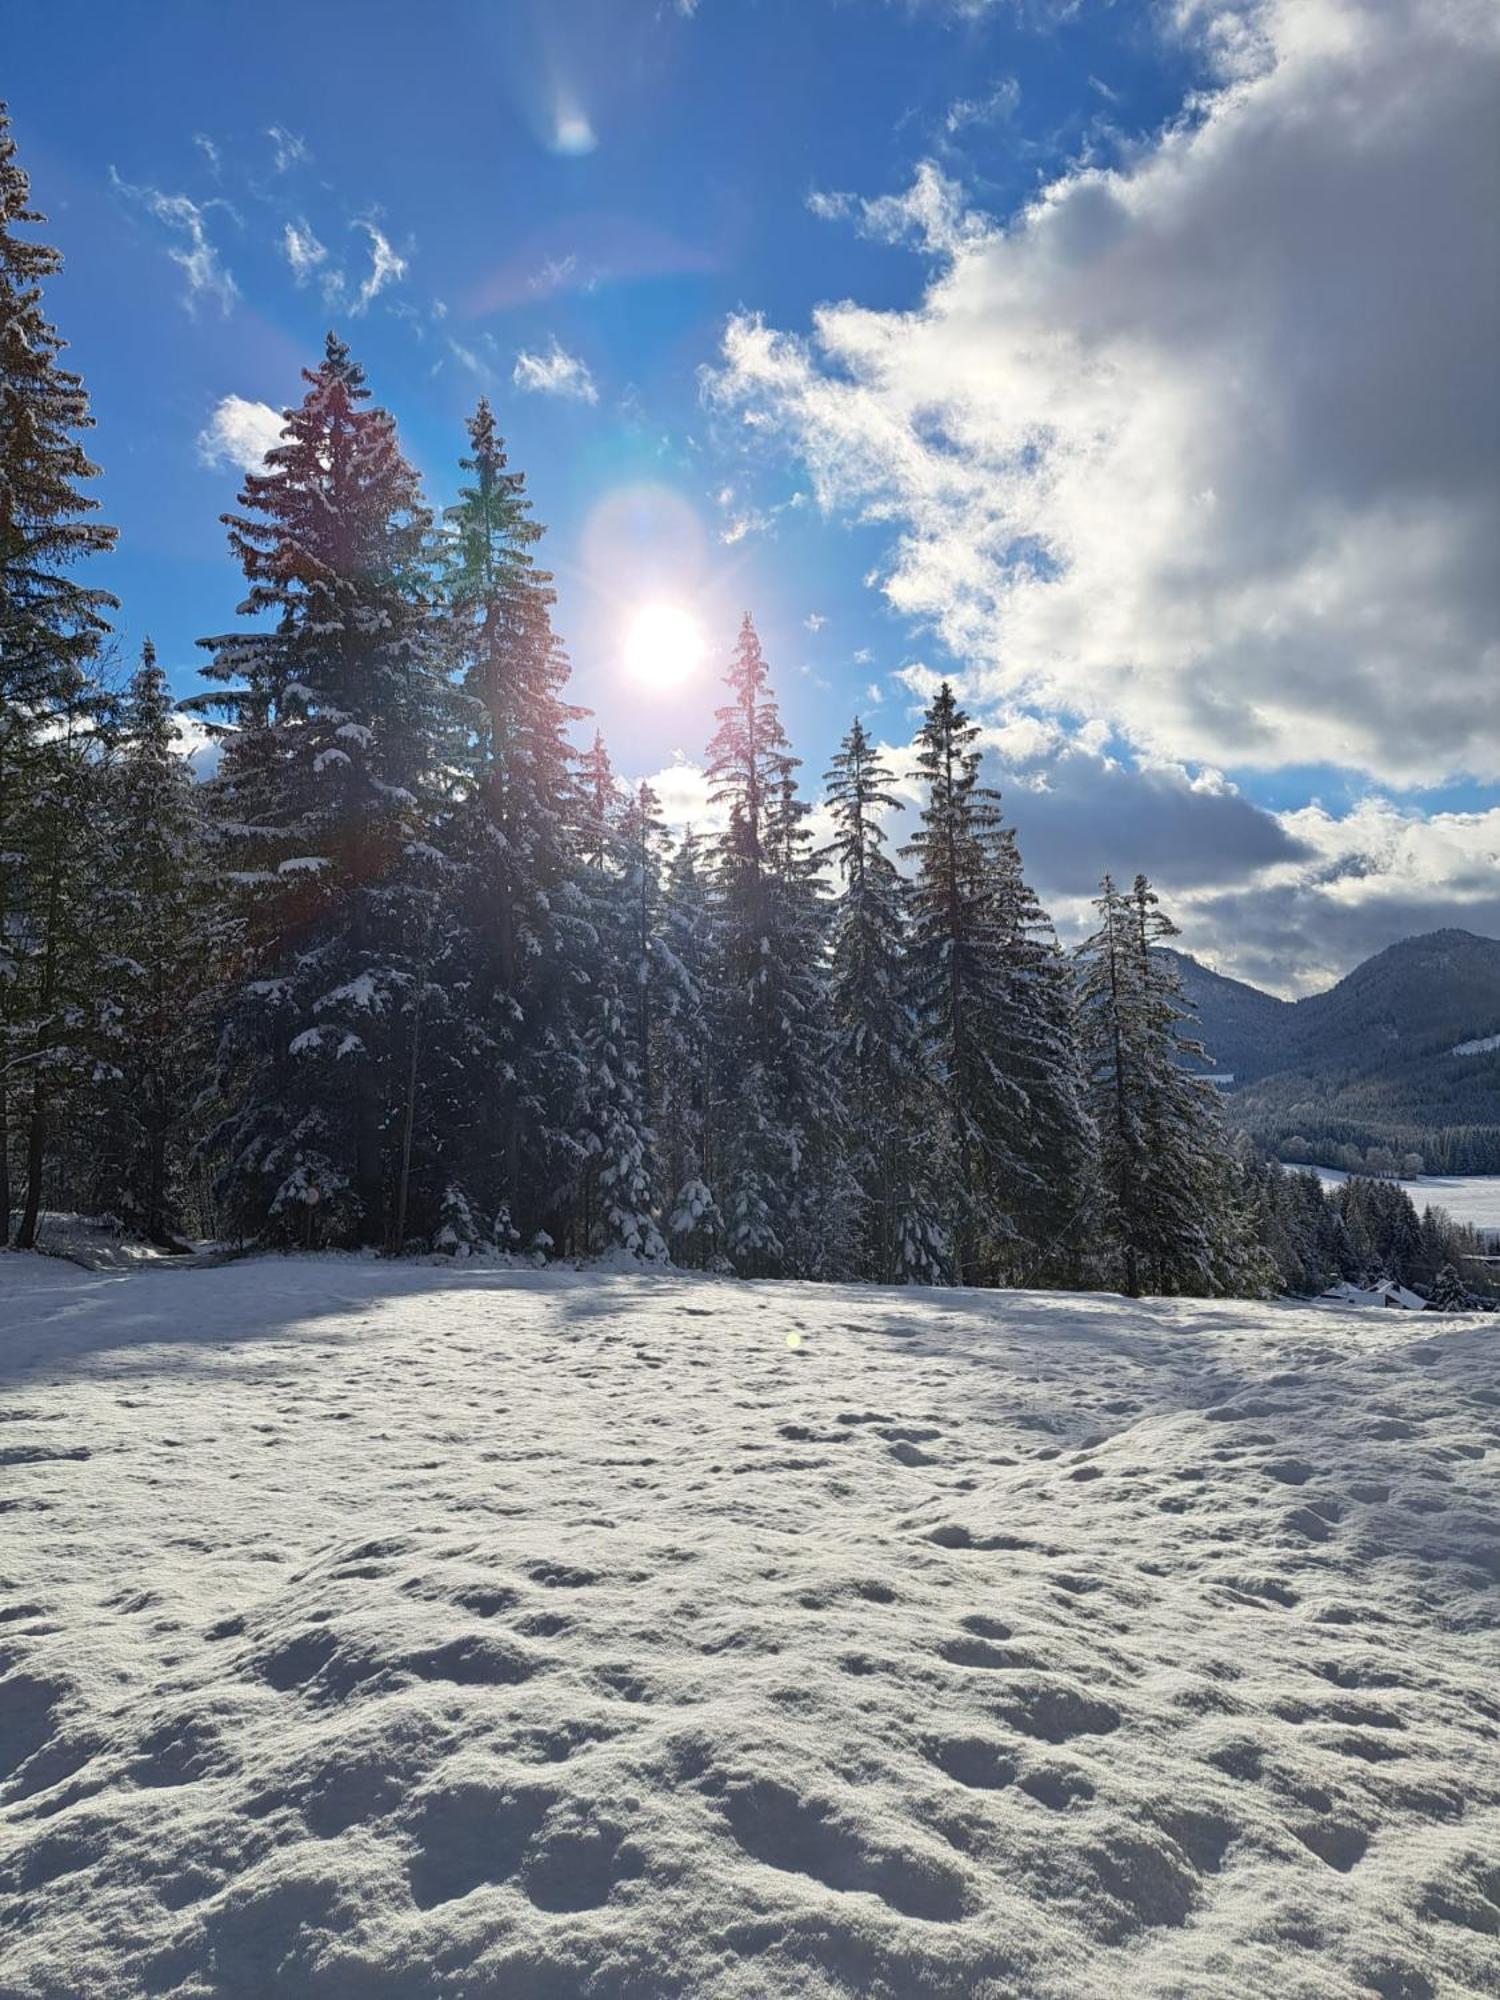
[7,0,1498,992]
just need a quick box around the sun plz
[623,603,706,692]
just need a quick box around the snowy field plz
[1314,1170,1500,1237]
[1,1258,1498,1999]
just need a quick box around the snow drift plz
[1,1258,1497,1997]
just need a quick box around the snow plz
[1451,1035,1500,1058]
[1,1259,1497,1998]
[1314,1169,1500,1235]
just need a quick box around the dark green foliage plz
[90,642,215,1244]
[0,104,118,1246]
[824,718,949,1283]
[903,683,1092,1284]
[193,335,453,1247]
[1078,876,1268,1297]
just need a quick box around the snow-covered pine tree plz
[902,682,1084,1284]
[565,732,663,1260]
[1075,876,1146,1293]
[193,334,453,1248]
[654,825,723,1266]
[0,106,118,1246]
[91,641,213,1245]
[1430,1262,1468,1312]
[434,398,585,1250]
[705,615,846,1277]
[619,778,682,1127]
[1077,873,1262,1296]
[983,805,1096,1285]
[823,717,949,1283]
[1126,877,1267,1295]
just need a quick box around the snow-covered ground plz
[1314,1169,1500,1236]
[2,1256,1497,1999]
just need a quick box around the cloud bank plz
[710,0,1500,786]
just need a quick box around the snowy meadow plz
[2,1256,1497,1997]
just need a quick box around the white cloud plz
[282,219,327,284]
[711,0,1500,787]
[109,171,237,315]
[193,133,221,177]
[513,340,599,404]
[638,755,724,836]
[944,77,1021,134]
[448,333,504,387]
[804,612,828,632]
[267,125,310,173]
[892,662,953,703]
[710,484,806,546]
[806,161,983,255]
[197,395,282,473]
[351,222,407,314]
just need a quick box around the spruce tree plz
[93,641,213,1244]
[0,105,117,1245]
[435,398,584,1249]
[903,683,1085,1283]
[823,717,949,1282]
[705,616,846,1276]
[194,334,451,1247]
[1431,1262,1468,1311]
[654,826,722,1264]
[566,732,663,1259]
[1077,874,1262,1296]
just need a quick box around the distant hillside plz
[1170,929,1500,1173]
[1161,951,1291,1081]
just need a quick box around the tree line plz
[5,105,1459,1301]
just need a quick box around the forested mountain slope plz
[1173,931,1500,1171]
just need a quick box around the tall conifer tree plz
[705,616,846,1275]
[195,335,450,1246]
[824,718,949,1282]
[93,641,212,1244]
[436,398,584,1248]
[0,105,117,1245]
[1077,873,1260,1295]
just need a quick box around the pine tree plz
[1077,874,1262,1296]
[654,825,722,1265]
[434,398,585,1249]
[565,732,663,1259]
[902,683,1085,1283]
[0,104,117,1245]
[1076,876,1147,1291]
[705,616,846,1276]
[619,779,679,1127]
[823,717,949,1282]
[1430,1262,1468,1311]
[92,641,213,1244]
[193,334,451,1247]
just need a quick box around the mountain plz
[1160,951,1292,1082]
[1169,929,1500,1173]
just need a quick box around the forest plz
[0,107,1485,1305]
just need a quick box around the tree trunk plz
[16,1080,46,1250]
[0,1086,10,1249]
